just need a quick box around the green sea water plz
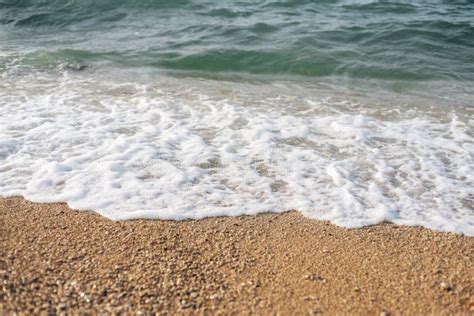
[1,0,474,85]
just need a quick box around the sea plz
[0,0,473,235]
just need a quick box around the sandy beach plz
[1,197,473,315]
[2,1,474,315]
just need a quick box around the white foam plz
[1,72,473,235]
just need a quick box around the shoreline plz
[1,196,473,314]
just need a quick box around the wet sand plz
[1,197,473,315]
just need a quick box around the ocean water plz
[0,0,473,235]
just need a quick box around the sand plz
[1,197,473,315]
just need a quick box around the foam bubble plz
[1,73,473,236]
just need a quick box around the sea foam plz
[1,72,473,236]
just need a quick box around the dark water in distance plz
[1,0,474,83]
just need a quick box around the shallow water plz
[2,0,474,81]
[0,0,473,235]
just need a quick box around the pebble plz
[440,281,452,291]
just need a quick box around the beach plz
[1,197,472,315]
[2,1,474,314]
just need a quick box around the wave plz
[0,72,473,235]
[1,1,474,81]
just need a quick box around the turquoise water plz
[1,1,474,234]
[1,0,474,83]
